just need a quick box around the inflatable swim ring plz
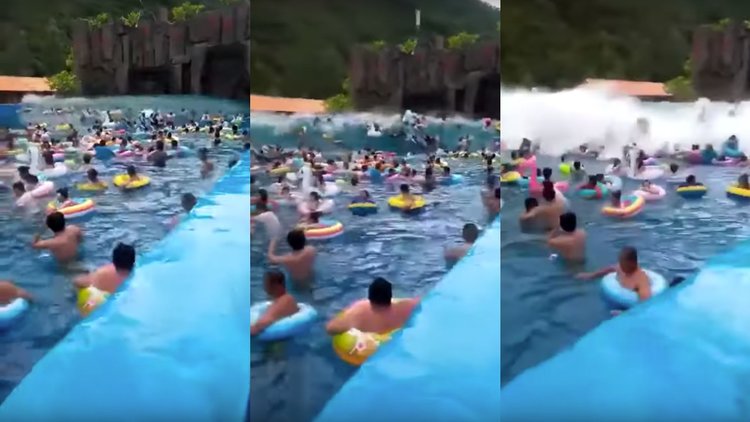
[47,198,95,219]
[387,195,426,212]
[578,182,609,200]
[601,269,667,309]
[319,182,341,197]
[676,185,707,199]
[0,298,29,330]
[628,166,664,180]
[76,182,107,191]
[300,219,344,240]
[440,174,464,186]
[553,181,570,193]
[76,286,110,317]
[713,158,740,167]
[601,194,644,218]
[500,171,521,185]
[38,163,68,179]
[30,181,54,198]
[634,185,666,201]
[112,174,150,190]
[332,327,397,366]
[726,184,750,200]
[349,201,378,216]
[269,166,291,176]
[250,301,318,341]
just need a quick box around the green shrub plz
[447,32,479,50]
[172,2,205,22]
[121,11,141,28]
[86,13,110,28]
[399,38,417,54]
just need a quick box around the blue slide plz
[315,218,501,422]
[0,156,251,421]
[501,239,750,421]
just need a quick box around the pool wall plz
[501,239,750,421]
[315,218,501,422]
[0,155,251,420]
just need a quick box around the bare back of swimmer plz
[267,230,317,289]
[32,212,83,263]
[326,277,419,335]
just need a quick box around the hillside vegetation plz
[250,0,499,99]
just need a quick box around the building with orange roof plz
[0,76,55,104]
[250,94,326,114]
[578,78,672,101]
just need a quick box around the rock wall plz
[71,2,250,100]
[350,36,500,118]
[692,21,750,101]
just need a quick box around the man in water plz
[325,277,420,335]
[148,140,169,168]
[576,246,651,302]
[445,223,480,261]
[520,186,565,231]
[251,270,300,336]
[32,212,83,263]
[397,184,416,210]
[198,147,214,178]
[267,229,317,289]
[547,212,586,262]
[483,187,502,216]
[74,243,136,294]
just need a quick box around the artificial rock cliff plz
[350,36,500,119]
[692,21,750,101]
[71,2,250,100]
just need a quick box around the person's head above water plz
[542,185,556,202]
[46,211,66,233]
[443,166,450,175]
[587,175,597,186]
[287,229,307,251]
[618,246,639,274]
[368,277,392,307]
[87,168,99,182]
[612,158,621,166]
[686,174,696,184]
[126,165,137,177]
[112,243,136,273]
[400,183,410,194]
[258,188,269,202]
[263,269,287,297]
[12,181,25,195]
[739,173,749,185]
[573,161,582,170]
[56,187,69,201]
[670,163,679,173]
[83,154,92,164]
[181,193,197,212]
[559,212,577,233]
[524,197,538,211]
[310,191,321,201]
[462,223,479,243]
[542,167,552,180]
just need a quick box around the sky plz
[482,0,500,8]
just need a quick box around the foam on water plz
[501,87,750,158]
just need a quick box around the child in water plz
[353,189,373,203]
[55,187,77,208]
[250,270,300,336]
[640,180,659,195]
[398,183,416,210]
[610,190,622,208]
[679,175,703,188]
[738,173,750,190]
[126,165,142,183]
[86,168,107,189]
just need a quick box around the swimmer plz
[483,186,501,216]
[55,187,76,208]
[325,277,420,335]
[250,270,300,336]
[148,140,168,168]
[352,189,373,203]
[571,161,586,181]
[125,165,142,183]
[520,187,564,231]
[198,147,214,178]
[252,189,270,216]
[668,163,680,177]
[576,246,651,302]
[581,175,598,190]
[640,180,658,194]
[32,211,83,263]
[738,173,750,190]
[85,168,107,189]
[74,243,135,294]
[0,280,31,305]
[611,190,622,207]
[80,154,93,172]
[12,182,31,207]
[547,212,586,262]
[397,184,416,210]
[444,223,480,261]
[267,229,317,288]
[679,175,703,188]
[181,193,197,213]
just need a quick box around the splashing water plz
[501,87,750,158]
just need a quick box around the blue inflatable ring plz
[517,176,543,187]
[250,301,318,341]
[601,269,667,309]
[440,174,464,186]
[0,298,29,330]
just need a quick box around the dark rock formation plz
[692,21,750,101]
[350,36,500,119]
[71,2,250,100]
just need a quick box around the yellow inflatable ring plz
[76,286,110,317]
[387,195,426,211]
[331,298,406,366]
[77,182,108,191]
[113,174,151,189]
[269,166,291,176]
[727,184,750,199]
[500,171,521,184]
[47,198,95,219]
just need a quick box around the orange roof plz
[580,79,671,98]
[250,94,325,114]
[0,76,54,93]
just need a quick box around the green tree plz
[324,78,353,112]
[399,38,417,54]
[121,11,142,28]
[172,2,205,22]
[86,13,110,28]
[447,32,479,50]
[47,49,79,96]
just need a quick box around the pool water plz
[249,134,498,421]
[500,155,750,385]
[0,96,246,403]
